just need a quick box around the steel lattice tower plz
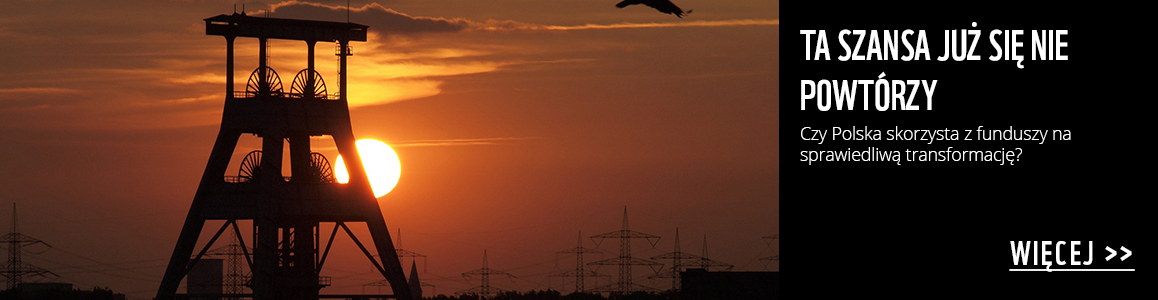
[393,228,427,273]
[155,14,413,300]
[652,231,731,291]
[649,228,699,291]
[761,235,780,267]
[365,228,428,288]
[588,207,662,294]
[551,231,606,293]
[1,204,56,290]
[207,231,247,300]
[458,250,515,298]
[690,235,733,271]
[363,261,433,297]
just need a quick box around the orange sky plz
[0,1,778,298]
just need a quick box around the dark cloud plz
[268,1,470,36]
[265,1,778,36]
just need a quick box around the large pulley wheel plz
[246,66,283,96]
[239,150,262,182]
[308,152,335,183]
[291,69,328,99]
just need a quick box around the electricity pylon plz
[761,235,780,267]
[207,230,248,300]
[458,250,515,299]
[551,231,606,293]
[394,228,427,273]
[649,228,699,291]
[1,204,56,290]
[690,235,733,271]
[366,229,429,290]
[588,207,662,294]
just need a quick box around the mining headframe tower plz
[155,13,415,300]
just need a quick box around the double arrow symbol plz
[1105,246,1132,261]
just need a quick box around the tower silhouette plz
[407,261,423,299]
[458,250,515,298]
[1,204,56,290]
[761,235,780,267]
[588,207,662,294]
[690,235,733,271]
[364,262,433,296]
[393,228,427,273]
[652,230,732,291]
[649,228,698,291]
[206,231,248,300]
[364,228,427,289]
[551,230,606,293]
[155,14,413,300]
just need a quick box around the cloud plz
[306,137,541,151]
[264,2,776,36]
[267,1,471,36]
[345,78,443,108]
[474,19,781,31]
[357,60,502,80]
[0,87,80,96]
[391,137,543,147]
[165,73,226,85]
[131,94,220,106]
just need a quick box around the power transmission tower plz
[649,228,699,291]
[394,228,427,273]
[207,230,248,300]
[366,228,428,288]
[761,235,780,267]
[364,261,432,297]
[457,250,515,299]
[1,204,56,290]
[588,207,662,294]
[551,231,606,293]
[690,235,733,271]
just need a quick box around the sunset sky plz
[0,0,778,298]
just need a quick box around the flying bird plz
[616,0,691,18]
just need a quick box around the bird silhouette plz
[616,0,690,18]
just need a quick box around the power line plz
[50,246,161,280]
[22,255,159,283]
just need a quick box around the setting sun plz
[335,139,402,198]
